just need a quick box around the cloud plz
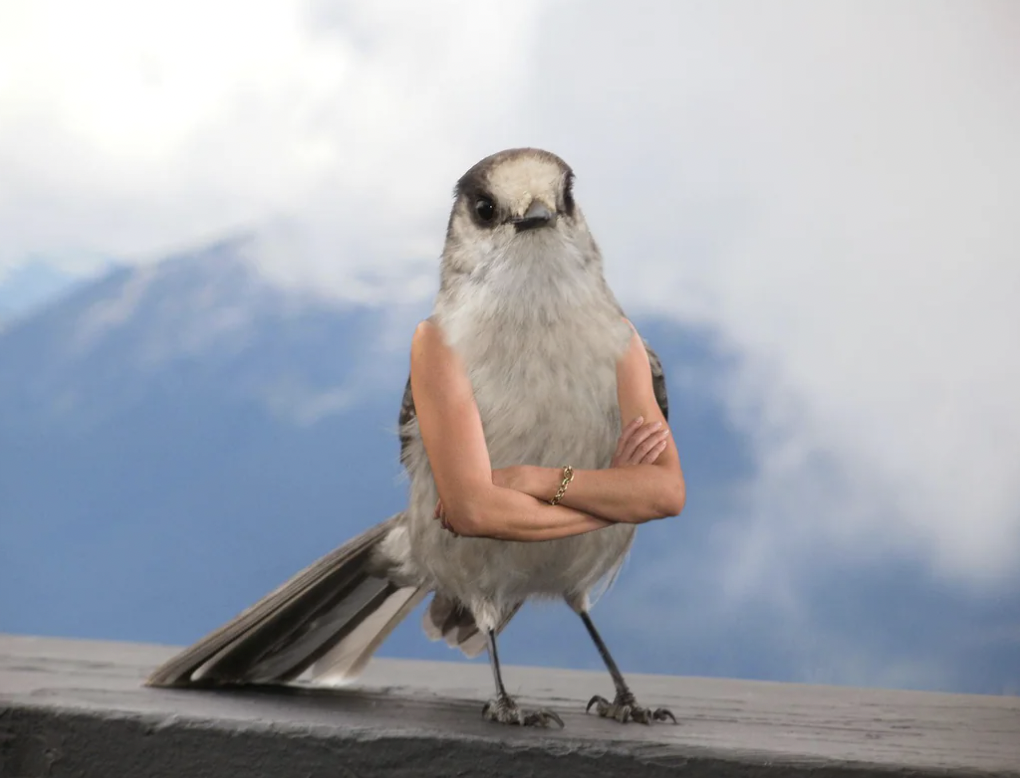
[0,0,545,273]
[1,0,1018,594]
[525,0,1020,588]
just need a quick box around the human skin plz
[413,320,687,542]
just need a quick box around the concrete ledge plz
[1,634,1018,777]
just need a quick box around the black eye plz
[563,176,575,214]
[474,197,496,223]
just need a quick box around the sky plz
[1,0,1019,652]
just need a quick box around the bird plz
[146,147,682,727]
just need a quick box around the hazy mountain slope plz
[0,259,93,330]
[0,239,1016,695]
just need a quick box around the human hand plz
[433,491,453,533]
[611,416,670,467]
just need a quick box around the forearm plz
[447,484,613,542]
[517,464,685,524]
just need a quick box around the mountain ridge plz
[1,237,1017,695]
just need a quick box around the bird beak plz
[513,200,556,232]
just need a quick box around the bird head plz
[439,148,602,286]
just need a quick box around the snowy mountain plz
[0,237,1016,695]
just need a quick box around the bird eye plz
[474,197,496,223]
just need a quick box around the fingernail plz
[635,416,644,424]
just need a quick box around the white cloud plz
[0,0,546,273]
[1,0,1018,591]
[526,0,1020,588]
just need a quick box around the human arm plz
[439,416,668,524]
[491,326,686,524]
[410,320,614,541]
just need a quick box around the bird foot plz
[483,694,564,728]
[586,690,677,724]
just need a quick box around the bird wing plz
[397,374,417,469]
[644,338,670,422]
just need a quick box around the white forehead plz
[486,156,565,210]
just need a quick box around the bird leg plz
[481,629,564,727]
[579,610,677,724]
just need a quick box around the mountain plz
[0,259,93,328]
[0,237,1016,696]
[0,237,409,640]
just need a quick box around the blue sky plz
[1,1,1018,693]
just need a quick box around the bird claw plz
[483,695,564,728]
[586,692,677,725]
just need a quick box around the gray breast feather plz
[385,330,669,627]
[397,339,669,470]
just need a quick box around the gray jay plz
[147,148,686,727]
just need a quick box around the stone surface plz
[1,633,1018,777]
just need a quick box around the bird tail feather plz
[422,594,521,658]
[145,513,421,688]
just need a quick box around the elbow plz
[666,486,687,518]
[653,479,686,520]
[440,494,489,538]
[442,507,482,537]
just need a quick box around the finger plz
[615,415,643,458]
[633,428,670,463]
[621,421,662,461]
[434,499,443,519]
[639,436,670,464]
[622,428,666,466]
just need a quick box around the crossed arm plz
[409,320,686,542]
